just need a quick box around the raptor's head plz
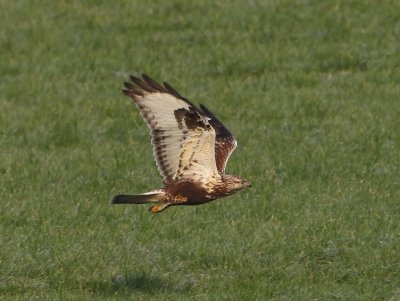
[224,175,251,193]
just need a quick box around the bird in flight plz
[111,74,250,213]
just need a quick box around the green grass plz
[1,0,400,300]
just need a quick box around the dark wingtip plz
[123,82,134,89]
[122,89,134,97]
[163,81,178,96]
[142,74,167,92]
[129,74,141,83]
[141,74,152,81]
[122,74,197,108]
[122,86,145,97]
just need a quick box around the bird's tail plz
[111,190,165,204]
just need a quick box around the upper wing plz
[199,104,237,174]
[122,75,220,185]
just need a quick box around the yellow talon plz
[149,204,169,213]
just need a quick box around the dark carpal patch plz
[174,107,208,131]
[174,108,186,129]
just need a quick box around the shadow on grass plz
[85,272,192,296]
[111,273,166,293]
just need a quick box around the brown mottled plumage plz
[111,74,250,213]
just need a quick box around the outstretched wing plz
[199,104,237,174]
[122,75,220,185]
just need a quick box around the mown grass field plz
[1,0,400,300]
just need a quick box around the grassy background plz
[1,0,400,300]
